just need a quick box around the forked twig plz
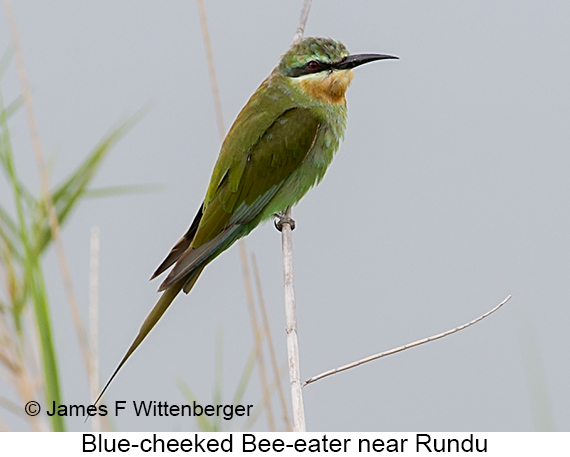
[303,295,512,387]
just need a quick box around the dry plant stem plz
[280,207,305,432]
[281,0,313,433]
[198,0,311,431]
[89,226,101,432]
[242,361,290,431]
[293,0,313,45]
[0,316,43,430]
[11,361,43,431]
[273,0,314,433]
[3,0,93,380]
[251,254,291,431]
[197,0,225,139]
[239,243,276,431]
[303,295,512,387]
[197,0,283,429]
[0,313,43,431]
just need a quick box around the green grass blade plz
[83,183,163,199]
[213,325,223,431]
[2,94,23,120]
[29,265,65,431]
[0,205,23,262]
[176,378,218,432]
[0,46,14,81]
[0,90,65,430]
[0,91,35,207]
[34,110,147,254]
[231,348,256,406]
[0,89,31,327]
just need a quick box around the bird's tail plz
[92,266,204,406]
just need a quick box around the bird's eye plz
[307,60,319,70]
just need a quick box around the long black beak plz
[333,53,399,70]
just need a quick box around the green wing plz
[94,94,322,406]
[158,107,321,291]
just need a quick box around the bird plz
[93,37,397,404]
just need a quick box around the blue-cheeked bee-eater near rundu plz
[94,37,397,404]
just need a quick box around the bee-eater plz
[94,37,397,404]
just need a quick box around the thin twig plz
[280,207,305,431]
[242,361,290,431]
[239,243,276,431]
[196,0,225,139]
[281,0,313,433]
[88,226,100,432]
[3,0,93,381]
[303,295,512,387]
[293,0,313,45]
[251,253,291,431]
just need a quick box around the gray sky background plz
[1,1,569,432]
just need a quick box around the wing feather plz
[157,107,321,291]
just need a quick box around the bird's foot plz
[274,212,296,232]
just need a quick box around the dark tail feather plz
[150,235,191,280]
[150,203,204,280]
[183,264,206,294]
[92,278,188,406]
[158,225,237,292]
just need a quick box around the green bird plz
[94,37,397,404]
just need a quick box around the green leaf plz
[29,265,66,431]
[0,46,14,81]
[0,205,23,262]
[0,88,65,431]
[34,109,147,253]
[176,379,218,432]
[83,183,163,199]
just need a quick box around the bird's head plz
[278,37,398,105]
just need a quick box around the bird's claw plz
[274,212,296,232]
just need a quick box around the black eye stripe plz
[287,60,332,78]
